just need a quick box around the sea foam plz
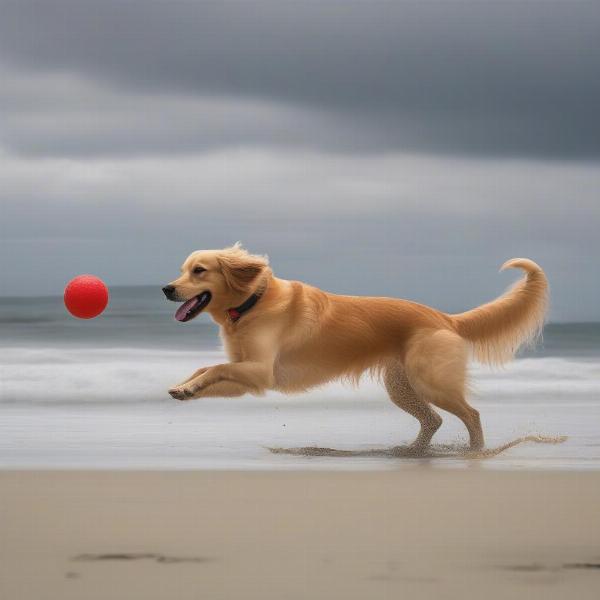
[1,346,599,405]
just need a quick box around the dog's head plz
[162,243,269,322]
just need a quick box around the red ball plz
[64,275,109,319]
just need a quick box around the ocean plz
[1,287,599,470]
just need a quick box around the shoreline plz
[2,397,595,471]
[2,469,599,599]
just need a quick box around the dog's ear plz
[217,247,268,293]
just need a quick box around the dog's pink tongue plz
[175,296,200,322]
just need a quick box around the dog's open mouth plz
[174,291,212,322]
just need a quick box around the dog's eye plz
[193,266,206,275]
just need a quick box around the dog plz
[163,243,548,451]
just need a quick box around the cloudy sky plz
[1,1,598,321]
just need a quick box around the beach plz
[2,470,600,599]
[1,291,600,598]
[3,2,600,597]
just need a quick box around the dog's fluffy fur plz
[165,244,548,450]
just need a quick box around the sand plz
[1,470,599,599]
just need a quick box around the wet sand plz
[1,470,599,599]
[269,433,567,459]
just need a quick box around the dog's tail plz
[451,259,548,366]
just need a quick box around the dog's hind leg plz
[383,362,442,451]
[404,330,484,451]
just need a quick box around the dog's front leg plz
[176,366,210,386]
[168,362,272,400]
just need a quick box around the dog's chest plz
[220,331,245,362]
[220,325,278,363]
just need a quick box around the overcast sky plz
[1,1,599,321]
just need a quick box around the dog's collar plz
[226,282,267,323]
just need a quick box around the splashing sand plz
[269,435,567,460]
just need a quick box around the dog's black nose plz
[162,285,175,298]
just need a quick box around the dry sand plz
[1,470,599,599]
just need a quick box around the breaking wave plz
[1,345,599,405]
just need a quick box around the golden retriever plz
[163,243,548,451]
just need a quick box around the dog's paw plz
[168,385,195,401]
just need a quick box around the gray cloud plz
[0,0,599,157]
[0,67,332,157]
[0,1,598,322]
